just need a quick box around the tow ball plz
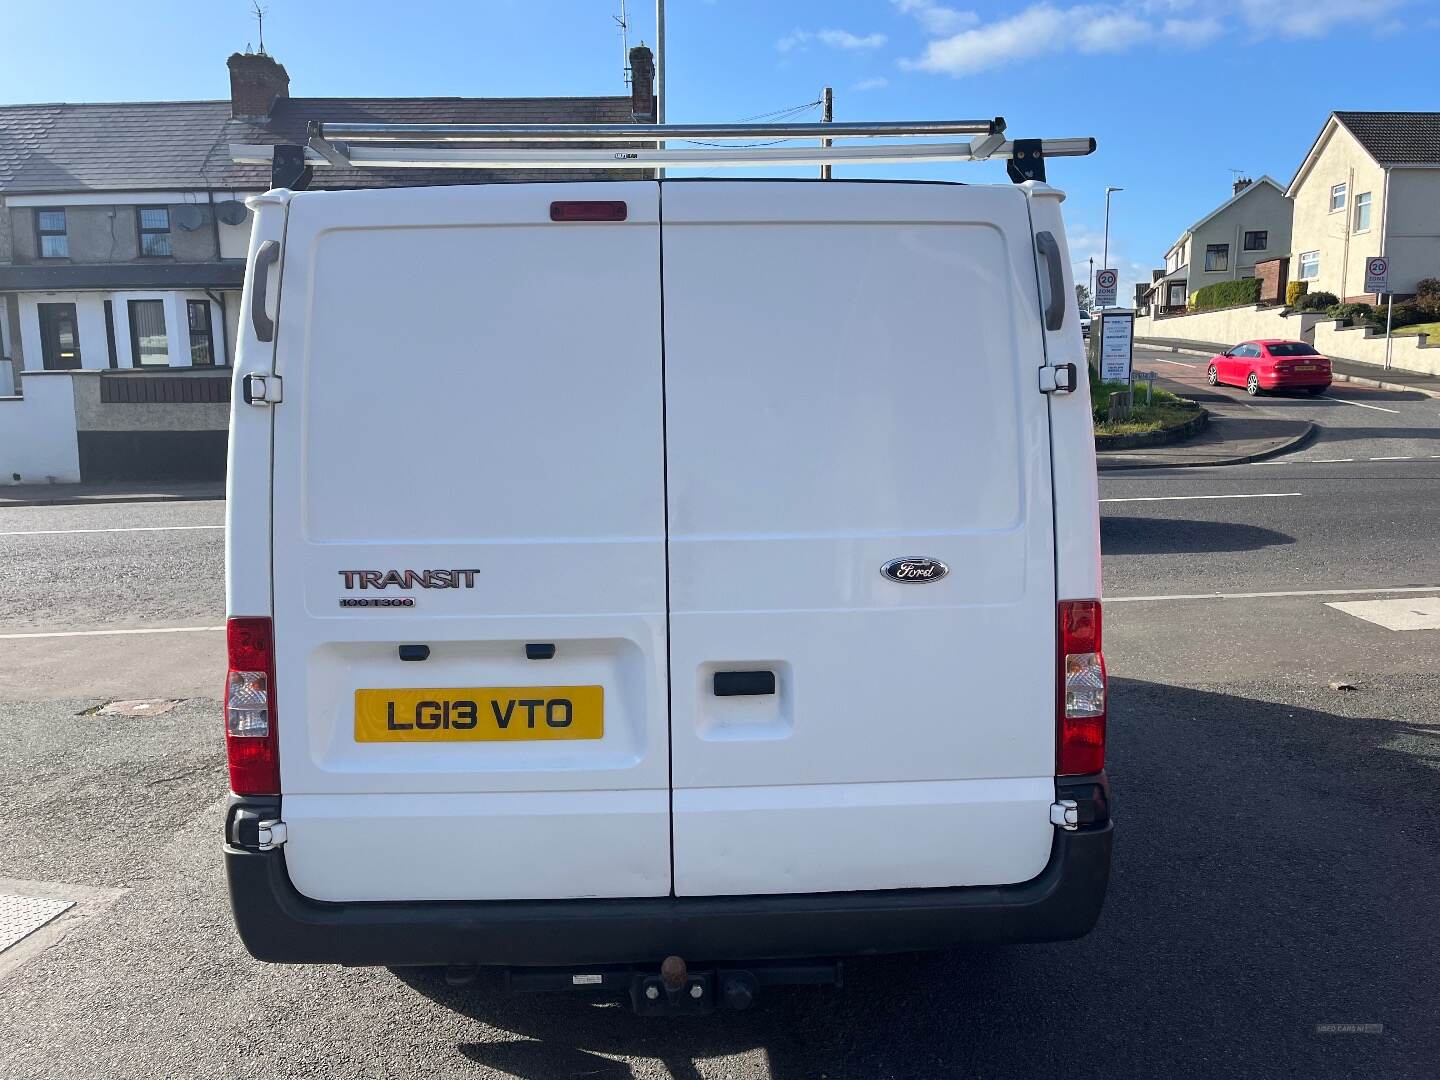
[505,956,842,1015]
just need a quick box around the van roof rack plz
[230,118,1096,190]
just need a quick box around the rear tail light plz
[1058,600,1106,776]
[225,616,279,795]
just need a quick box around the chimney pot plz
[1233,175,1253,196]
[629,45,656,123]
[227,51,289,120]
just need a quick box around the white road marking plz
[1150,359,1195,367]
[0,625,223,641]
[1326,596,1440,631]
[1368,456,1413,460]
[0,524,223,537]
[1331,397,1401,414]
[1108,585,1440,603]
[1099,492,1302,504]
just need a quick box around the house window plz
[35,209,68,258]
[1205,244,1230,272]
[128,299,170,366]
[1353,192,1372,232]
[37,302,82,369]
[1167,282,1187,307]
[137,207,172,257]
[1243,230,1268,251]
[187,300,215,367]
[1298,251,1320,280]
[1329,184,1347,212]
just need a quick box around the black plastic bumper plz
[225,821,1112,967]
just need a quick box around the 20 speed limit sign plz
[1364,256,1388,294]
[1095,269,1118,307]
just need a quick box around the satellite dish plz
[215,201,248,226]
[174,204,204,231]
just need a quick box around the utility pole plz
[820,86,833,180]
[1089,257,1095,303]
[655,0,665,179]
[1101,185,1123,297]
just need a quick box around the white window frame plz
[1329,183,1347,213]
[1353,191,1372,233]
[1298,251,1320,281]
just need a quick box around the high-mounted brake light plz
[549,200,627,222]
[225,616,279,795]
[1058,600,1106,776]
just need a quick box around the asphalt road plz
[2,372,1438,1077]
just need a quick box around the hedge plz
[1189,277,1262,312]
[1294,290,1338,312]
[1286,281,1308,307]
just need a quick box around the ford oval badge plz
[880,556,949,584]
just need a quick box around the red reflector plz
[225,616,279,796]
[1058,600,1106,776]
[549,200,627,222]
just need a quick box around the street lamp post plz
[1101,186,1123,293]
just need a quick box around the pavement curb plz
[1096,419,1316,471]
[1094,407,1207,452]
[0,491,223,509]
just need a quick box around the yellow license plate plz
[354,686,603,742]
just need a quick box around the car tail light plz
[226,616,279,795]
[550,200,627,222]
[1058,600,1106,776]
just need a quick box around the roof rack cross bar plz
[234,137,1094,173]
[317,118,1007,144]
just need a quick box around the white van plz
[223,122,1110,1011]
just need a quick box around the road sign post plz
[1095,268,1118,308]
[1365,256,1392,370]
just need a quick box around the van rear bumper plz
[225,821,1112,967]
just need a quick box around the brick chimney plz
[1232,176,1253,196]
[629,45,655,123]
[227,51,289,120]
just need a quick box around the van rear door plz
[267,182,671,902]
[660,181,1058,896]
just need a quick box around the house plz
[0,46,655,484]
[1144,176,1292,312]
[1286,111,1440,302]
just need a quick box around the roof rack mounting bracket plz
[271,144,313,191]
[1006,139,1045,184]
[306,122,353,168]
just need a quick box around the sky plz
[2,0,1438,300]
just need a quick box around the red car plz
[1207,339,1332,396]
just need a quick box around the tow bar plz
[503,956,843,1015]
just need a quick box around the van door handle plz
[1035,231,1066,332]
[250,240,280,342]
[713,671,776,697]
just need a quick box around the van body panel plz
[659,182,1058,895]
[1024,183,1103,602]
[267,182,671,901]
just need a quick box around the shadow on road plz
[389,677,1439,1078]
[1101,516,1295,555]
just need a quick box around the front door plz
[38,302,81,370]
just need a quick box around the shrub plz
[1328,302,1375,324]
[1190,277,1262,312]
[1294,290,1338,312]
[1385,301,1427,329]
[1286,280,1308,307]
[1415,278,1440,317]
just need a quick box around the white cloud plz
[854,76,890,90]
[891,0,980,36]
[777,28,887,53]
[1237,0,1399,39]
[1162,16,1224,45]
[896,0,1401,77]
[819,28,888,49]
